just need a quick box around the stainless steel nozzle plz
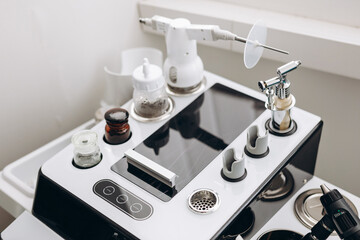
[235,36,289,55]
[321,184,331,194]
[258,42,289,55]
[258,76,281,92]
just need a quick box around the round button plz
[103,186,116,196]
[116,194,129,204]
[130,203,143,213]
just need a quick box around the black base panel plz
[32,170,138,240]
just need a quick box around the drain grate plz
[188,189,220,214]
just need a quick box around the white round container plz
[132,58,169,118]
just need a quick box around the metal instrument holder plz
[258,61,301,135]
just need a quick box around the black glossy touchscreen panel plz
[112,83,264,201]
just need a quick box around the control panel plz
[93,179,153,220]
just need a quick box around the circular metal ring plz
[166,77,206,97]
[188,188,220,214]
[294,188,358,235]
[129,97,174,122]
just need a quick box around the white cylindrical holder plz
[101,48,163,108]
[103,67,133,108]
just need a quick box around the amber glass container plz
[104,108,131,144]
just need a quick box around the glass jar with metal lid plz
[71,130,101,168]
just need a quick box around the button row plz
[102,188,140,212]
[94,179,152,220]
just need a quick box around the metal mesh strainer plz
[188,189,220,214]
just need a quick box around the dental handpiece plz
[301,185,360,240]
[320,184,360,239]
[139,16,289,55]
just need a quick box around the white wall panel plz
[0,0,159,170]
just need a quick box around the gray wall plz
[0,0,161,170]
[0,0,162,230]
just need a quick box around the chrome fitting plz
[258,61,301,134]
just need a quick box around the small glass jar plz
[71,130,102,168]
[132,58,169,118]
[104,108,131,144]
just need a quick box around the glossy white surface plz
[41,71,321,240]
